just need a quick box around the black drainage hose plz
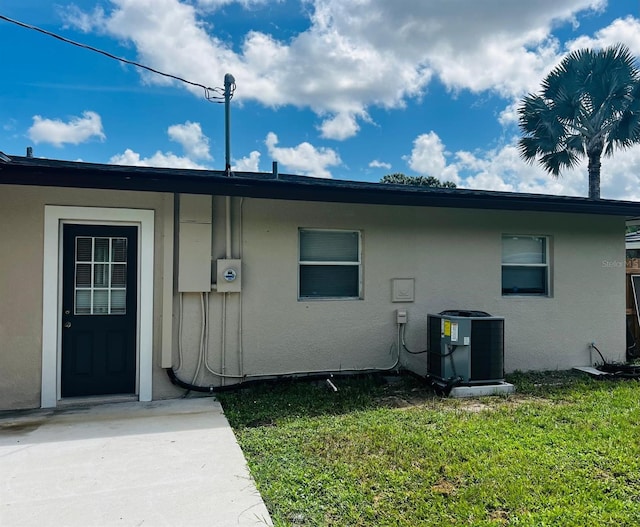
[166,368,248,393]
[166,368,403,394]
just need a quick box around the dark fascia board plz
[2,154,640,217]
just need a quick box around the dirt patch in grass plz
[431,478,458,496]
[377,389,565,414]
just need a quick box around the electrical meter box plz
[216,259,242,293]
[427,310,504,384]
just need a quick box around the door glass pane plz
[76,238,93,261]
[111,290,126,314]
[111,264,126,287]
[74,235,129,315]
[93,290,109,314]
[112,238,127,262]
[94,238,110,262]
[75,290,91,314]
[94,264,109,287]
[76,264,91,287]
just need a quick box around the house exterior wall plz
[175,197,626,385]
[0,185,180,410]
[0,186,626,410]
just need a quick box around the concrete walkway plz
[0,398,272,526]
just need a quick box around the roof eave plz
[1,155,640,217]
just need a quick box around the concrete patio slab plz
[0,398,272,526]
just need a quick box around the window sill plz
[502,294,552,299]
[298,296,363,301]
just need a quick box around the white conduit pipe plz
[175,293,184,372]
[222,195,231,386]
[225,196,232,259]
[221,292,227,385]
[191,293,206,384]
[237,197,245,377]
[204,291,209,377]
[203,293,243,379]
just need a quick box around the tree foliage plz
[518,44,640,199]
[380,173,457,188]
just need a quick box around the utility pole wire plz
[0,13,232,103]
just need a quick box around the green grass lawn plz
[218,372,640,526]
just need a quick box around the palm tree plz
[518,44,640,199]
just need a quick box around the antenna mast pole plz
[224,73,235,176]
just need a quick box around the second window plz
[502,235,550,296]
[299,229,361,299]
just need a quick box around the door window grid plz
[75,236,127,315]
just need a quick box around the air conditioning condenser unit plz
[427,310,504,384]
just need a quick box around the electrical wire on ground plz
[591,343,640,379]
[0,13,233,103]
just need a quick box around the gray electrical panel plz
[427,311,504,384]
[178,194,212,292]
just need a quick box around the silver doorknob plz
[64,321,72,329]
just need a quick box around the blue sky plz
[1,1,640,199]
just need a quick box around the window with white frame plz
[299,229,361,299]
[501,235,550,296]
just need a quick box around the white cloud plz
[109,120,213,169]
[194,0,274,9]
[319,112,361,140]
[401,128,640,200]
[567,16,640,56]
[3,119,17,132]
[456,144,558,194]
[458,142,640,200]
[369,160,391,170]
[62,4,106,32]
[109,148,208,169]
[232,150,261,171]
[599,145,640,201]
[28,111,105,147]
[265,132,341,178]
[63,0,608,141]
[404,132,459,182]
[167,121,212,160]
[497,101,521,128]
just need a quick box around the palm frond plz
[540,149,581,177]
[518,95,566,145]
[565,134,586,155]
[605,110,640,155]
[518,137,542,162]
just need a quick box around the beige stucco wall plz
[0,185,181,410]
[175,197,626,387]
[0,186,626,410]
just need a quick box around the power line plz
[0,13,233,103]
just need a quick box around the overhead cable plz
[0,13,232,103]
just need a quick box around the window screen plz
[501,235,549,296]
[299,230,361,299]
